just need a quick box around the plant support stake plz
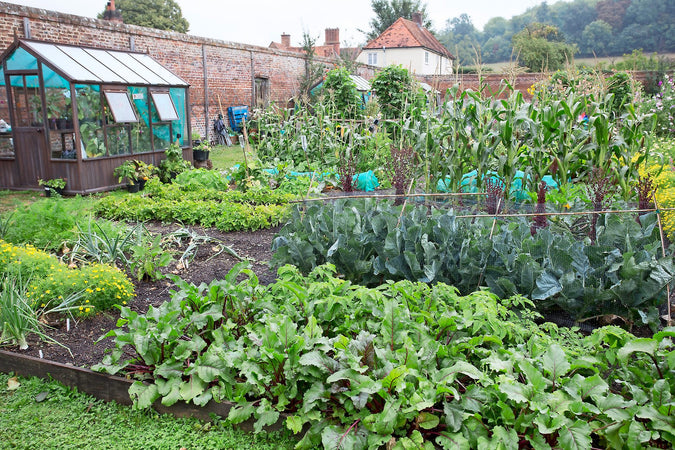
[654,197,673,326]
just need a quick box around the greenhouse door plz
[7,73,49,189]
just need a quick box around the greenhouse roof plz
[2,39,188,87]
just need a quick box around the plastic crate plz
[227,106,249,132]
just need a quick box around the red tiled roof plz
[364,17,455,59]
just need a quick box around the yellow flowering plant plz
[1,240,134,316]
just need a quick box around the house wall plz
[0,2,374,140]
[357,48,453,75]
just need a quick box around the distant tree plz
[438,14,480,65]
[365,0,432,41]
[596,0,630,30]
[581,20,614,56]
[512,23,577,71]
[98,0,189,33]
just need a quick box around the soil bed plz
[4,222,279,368]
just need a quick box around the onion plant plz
[0,274,83,352]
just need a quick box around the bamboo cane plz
[654,197,673,326]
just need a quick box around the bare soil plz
[4,222,279,368]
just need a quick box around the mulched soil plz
[4,222,280,368]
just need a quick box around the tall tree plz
[98,0,189,33]
[438,14,480,65]
[365,0,432,41]
[512,23,577,71]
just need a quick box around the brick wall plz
[417,71,667,100]
[0,1,374,139]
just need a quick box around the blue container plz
[228,106,249,132]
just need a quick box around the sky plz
[7,0,549,47]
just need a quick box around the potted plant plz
[133,160,155,190]
[157,141,191,183]
[113,160,140,192]
[192,140,211,161]
[38,177,67,197]
[191,131,201,147]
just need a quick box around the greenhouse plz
[0,39,190,194]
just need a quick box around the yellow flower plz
[85,308,90,313]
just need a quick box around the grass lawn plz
[209,144,257,171]
[0,373,296,450]
[0,190,40,213]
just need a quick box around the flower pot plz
[138,178,147,191]
[193,149,210,161]
[44,187,64,197]
[127,183,140,193]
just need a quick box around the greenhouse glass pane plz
[6,47,38,71]
[89,50,148,84]
[104,91,138,123]
[23,41,100,82]
[59,47,126,83]
[113,53,165,85]
[131,54,187,86]
[150,92,178,121]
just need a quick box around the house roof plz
[2,39,188,88]
[363,17,455,60]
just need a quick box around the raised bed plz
[0,350,285,432]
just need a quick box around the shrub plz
[0,240,134,316]
[1,197,98,252]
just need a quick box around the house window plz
[254,77,269,108]
[368,52,378,65]
[425,52,429,65]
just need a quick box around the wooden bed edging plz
[0,350,286,433]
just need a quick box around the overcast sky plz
[7,0,550,47]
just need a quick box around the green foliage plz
[271,199,673,327]
[606,71,634,115]
[173,168,229,191]
[642,73,675,136]
[370,65,422,121]
[96,263,675,448]
[37,177,66,190]
[320,67,363,120]
[1,197,97,252]
[512,23,577,72]
[93,181,292,232]
[99,0,189,33]
[157,141,191,182]
[129,233,172,281]
[0,239,134,317]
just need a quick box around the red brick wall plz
[0,1,349,139]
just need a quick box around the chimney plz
[324,28,340,55]
[412,11,422,26]
[281,33,291,48]
[103,0,123,24]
